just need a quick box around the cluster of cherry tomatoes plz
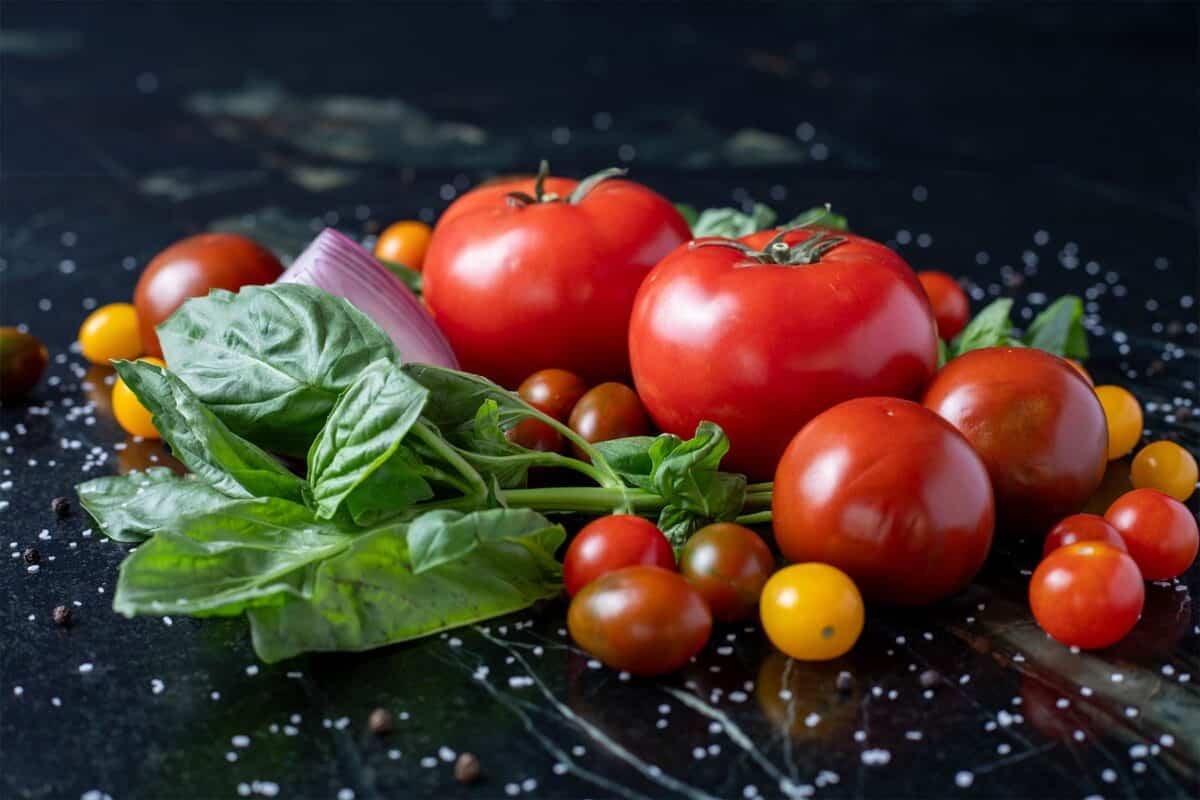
[511,368,649,455]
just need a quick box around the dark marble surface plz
[2,3,1198,799]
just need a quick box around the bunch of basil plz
[77,284,760,662]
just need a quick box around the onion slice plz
[278,228,458,368]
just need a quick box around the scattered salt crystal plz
[955,771,974,788]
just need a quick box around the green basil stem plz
[410,420,489,498]
[745,481,774,493]
[734,510,772,526]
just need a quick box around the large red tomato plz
[773,397,994,606]
[629,228,937,479]
[923,347,1108,532]
[423,165,690,387]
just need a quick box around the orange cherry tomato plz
[78,303,142,365]
[1130,441,1197,501]
[760,563,864,661]
[375,221,433,270]
[1105,488,1199,580]
[1093,385,1143,460]
[1043,513,1127,558]
[1029,542,1144,650]
[112,357,166,439]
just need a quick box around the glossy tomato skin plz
[518,368,588,421]
[1029,542,1144,650]
[424,176,690,388]
[562,515,675,597]
[678,523,775,622]
[1043,514,1127,558]
[135,233,283,357]
[773,397,994,606]
[567,565,712,675]
[924,347,1108,532]
[917,270,970,340]
[630,229,937,479]
[567,382,650,457]
[1104,489,1199,580]
[505,418,563,453]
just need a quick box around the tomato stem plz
[505,161,628,208]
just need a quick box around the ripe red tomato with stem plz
[630,227,938,479]
[1029,542,1144,650]
[567,565,712,676]
[1104,488,1199,580]
[423,162,690,388]
[678,523,774,622]
[567,382,650,458]
[562,515,675,598]
[1043,514,1127,558]
[518,368,588,422]
[134,233,283,357]
[916,270,970,340]
[923,347,1108,532]
[773,397,994,606]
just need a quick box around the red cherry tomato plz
[567,565,712,675]
[518,368,588,422]
[424,168,690,387]
[917,270,970,340]
[567,382,650,458]
[505,418,563,453]
[923,347,1108,531]
[678,523,774,622]
[1029,542,1144,649]
[1043,514,1127,558]
[630,228,937,479]
[773,397,994,606]
[563,515,676,597]
[134,233,283,357]
[1104,489,1199,580]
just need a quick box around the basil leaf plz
[343,445,433,526]
[591,435,657,491]
[692,203,777,238]
[674,203,699,231]
[157,284,397,456]
[949,298,1014,358]
[378,258,423,296]
[113,360,306,502]
[77,467,237,543]
[782,205,850,231]
[648,422,746,535]
[407,508,564,574]
[246,519,564,662]
[306,360,430,519]
[113,498,352,618]
[1023,295,1089,359]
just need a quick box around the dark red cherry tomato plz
[678,523,774,622]
[563,515,675,597]
[505,418,563,453]
[567,382,650,458]
[1029,542,1144,650]
[773,397,994,606]
[568,565,712,675]
[1043,514,1127,558]
[924,347,1108,532]
[134,233,283,357]
[1105,489,1199,580]
[917,270,970,340]
[518,368,588,421]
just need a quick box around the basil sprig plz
[945,294,1089,363]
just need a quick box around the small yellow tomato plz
[1094,385,1142,460]
[1131,441,1198,502]
[79,303,142,365]
[760,563,864,661]
[112,357,165,439]
[374,221,433,270]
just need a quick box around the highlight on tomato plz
[423,162,690,387]
[630,226,938,479]
[1029,542,1144,650]
[760,563,864,661]
[917,270,970,340]
[562,515,675,598]
[1104,488,1199,580]
[773,397,994,606]
[1043,514,1127,558]
[1130,440,1197,501]
[678,522,774,622]
[923,347,1108,531]
[567,565,711,676]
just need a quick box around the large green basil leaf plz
[407,508,564,574]
[157,284,397,456]
[306,360,430,519]
[692,203,777,238]
[590,435,657,491]
[782,205,849,231]
[1023,295,1089,359]
[646,422,746,544]
[113,498,352,618]
[113,360,306,502]
[342,445,434,526]
[77,467,237,543]
[246,519,564,663]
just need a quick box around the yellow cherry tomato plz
[374,221,433,270]
[1131,441,1198,502]
[112,357,164,439]
[78,303,142,365]
[1094,385,1143,460]
[760,563,864,661]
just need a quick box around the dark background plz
[2,3,1198,799]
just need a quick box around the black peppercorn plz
[454,752,481,784]
[367,707,393,735]
[835,671,854,692]
[53,605,72,627]
[919,669,941,689]
[51,497,71,518]
[22,547,39,565]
